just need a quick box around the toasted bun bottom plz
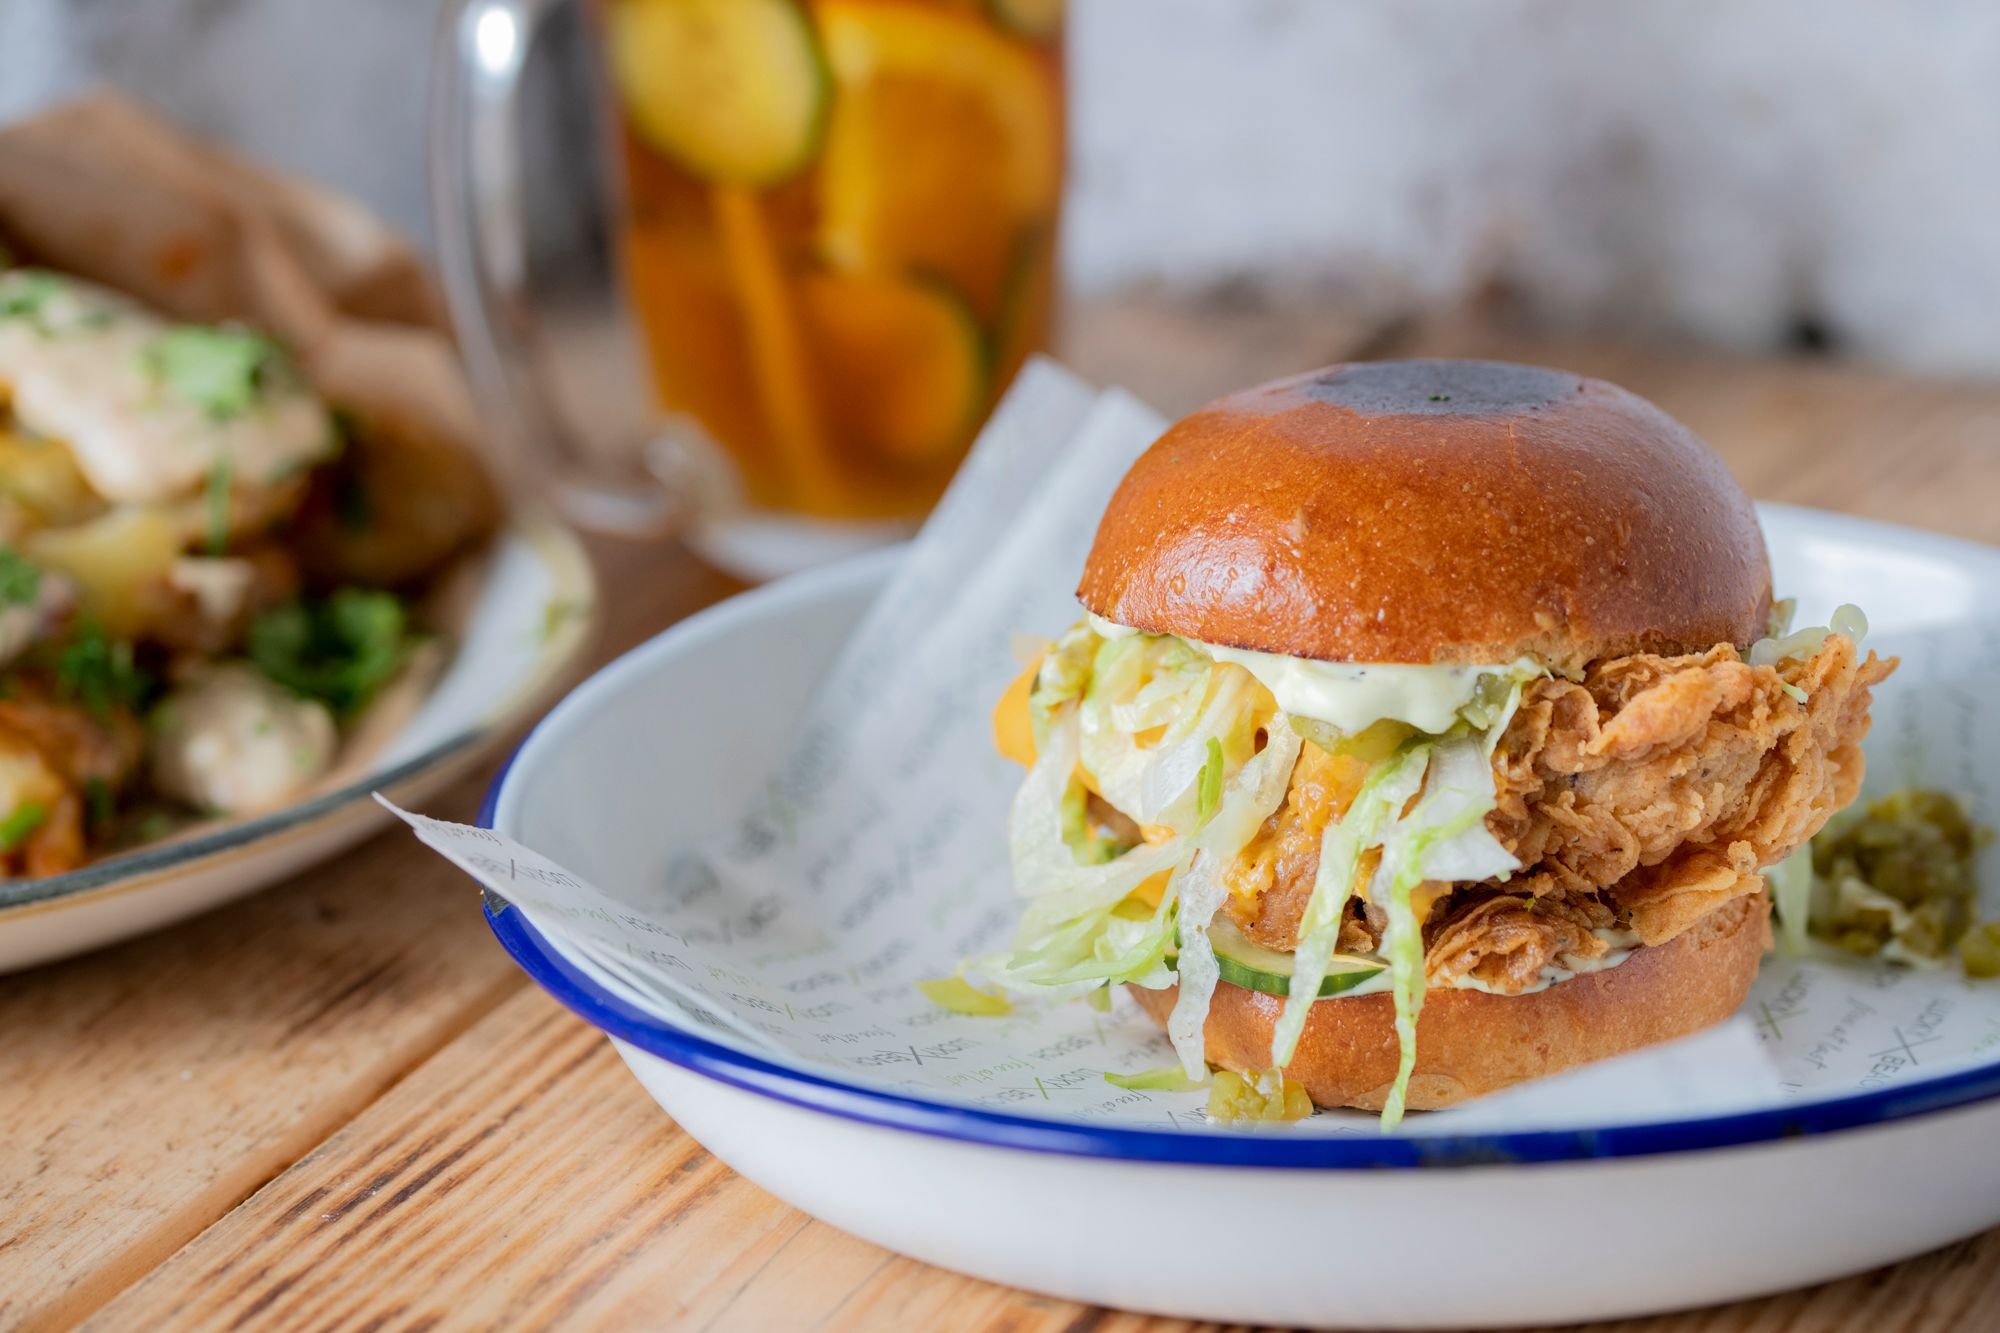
[1129,893,1770,1112]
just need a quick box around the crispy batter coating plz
[1227,633,1894,992]
[1424,890,1615,992]
[1494,634,1893,945]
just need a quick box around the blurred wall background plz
[5,0,1999,375]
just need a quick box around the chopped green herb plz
[206,455,234,554]
[0,548,40,607]
[0,270,63,324]
[1428,393,1451,402]
[0,801,45,852]
[333,469,375,533]
[142,325,294,419]
[56,621,151,720]
[82,776,114,829]
[135,811,178,843]
[1195,736,1224,830]
[247,588,409,714]
[326,408,360,459]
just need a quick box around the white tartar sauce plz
[1087,612,1542,735]
[1324,926,1643,999]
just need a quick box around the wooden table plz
[8,305,2000,1331]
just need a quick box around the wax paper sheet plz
[394,361,2000,1135]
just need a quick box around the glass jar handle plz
[429,0,684,536]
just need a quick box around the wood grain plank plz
[0,773,521,1333]
[0,536,738,1332]
[53,318,2000,1331]
[85,989,1088,1332]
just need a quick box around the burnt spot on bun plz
[1289,359,1582,419]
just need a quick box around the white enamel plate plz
[484,505,2000,1328]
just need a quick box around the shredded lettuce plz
[1058,773,1130,865]
[1104,1064,1204,1091]
[1768,843,1815,955]
[1028,622,1097,746]
[1078,639,1260,830]
[1270,741,1431,1068]
[1388,737,1522,885]
[1767,597,1797,638]
[1749,601,1869,669]
[1166,716,1302,1078]
[1106,634,1207,732]
[990,617,1549,1119]
[979,709,1189,995]
[1195,737,1224,829]
[1369,736,1521,1128]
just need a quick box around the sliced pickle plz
[986,0,1064,40]
[1205,915,1383,999]
[607,0,830,186]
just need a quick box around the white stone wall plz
[1068,0,2000,375]
[5,0,1999,374]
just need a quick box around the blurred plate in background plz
[0,508,596,974]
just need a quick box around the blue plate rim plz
[478,525,2000,1169]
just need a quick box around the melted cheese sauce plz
[1087,612,1541,735]
[0,273,334,505]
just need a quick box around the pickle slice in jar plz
[801,270,986,465]
[986,0,1064,39]
[816,1,1061,321]
[607,0,831,187]
[991,221,1054,392]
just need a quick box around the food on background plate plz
[0,261,495,877]
[969,359,1897,1126]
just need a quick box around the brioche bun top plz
[1077,360,1772,671]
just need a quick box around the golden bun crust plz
[1129,893,1770,1112]
[1078,360,1772,671]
